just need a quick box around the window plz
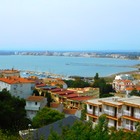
[126,106,129,111]
[89,105,92,109]
[35,102,37,105]
[99,107,102,112]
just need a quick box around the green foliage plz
[32,107,65,128]
[48,115,108,140]
[94,73,99,80]
[93,114,109,140]
[45,92,53,107]
[48,115,140,140]
[0,90,30,132]
[0,129,21,140]
[130,88,140,96]
[33,89,39,96]
[48,129,61,140]
[92,73,115,98]
[80,104,87,121]
[64,79,90,88]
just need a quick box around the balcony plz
[87,109,93,114]
[25,106,40,111]
[104,109,115,116]
[123,124,136,131]
[108,123,114,128]
[134,113,140,119]
[123,110,131,116]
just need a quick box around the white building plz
[0,76,35,99]
[86,96,140,131]
[25,96,47,120]
[115,74,134,80]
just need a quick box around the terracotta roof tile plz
[63,109,77,115]
[49,88,62,92]
[26,96,45,102]
[65,93,79,98]
[50,102,60,108]
[68,96,94,101]
[36,84,46,87]
[0,76,35,84]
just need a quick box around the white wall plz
[0,81,35,99]
[25,98,47,120]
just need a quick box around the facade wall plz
[0,81,35,99]
[86,99,140,131]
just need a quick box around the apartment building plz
[86,96,140,131]
[120,97,140,131]
[0,76,35,99]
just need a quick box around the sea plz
[0,55,139,77]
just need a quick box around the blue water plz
[0,55,139,77]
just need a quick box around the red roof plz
[26,96,45,102]
[0,76,35,84]
[65,93,79,98]
[63,109,77,115]
[53,90,74,95]
[126,86,140,91]
[36,83,46,87]
[49,88,62,92]
[68,96,94,101]
[50,102,60,108]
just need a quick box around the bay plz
[0,55,139,77]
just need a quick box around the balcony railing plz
[108,123,114,128]
[123,124,136,131]
[104,109,115,116]
[87,109,93,114]
[25,106,40,111]
[123,110,131,116]
[134,113,140,119]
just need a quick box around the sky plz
[0,0,140,51]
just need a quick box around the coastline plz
[104,70,140,79]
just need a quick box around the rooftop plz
[119,96,140,106]
[68,96,95,102]
[0,76,35,84]
[26,96,45,102]
[87,96,140,107]
[63,109,77,114]
[50,102,61,108]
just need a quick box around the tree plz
[80,104,87,121]
[92,114,109,140]
[33,89,39,96]
[0,90,30,132]
[0,129,22,140]
[45,92,53,107]
[130,88,140,96]
[64,79,90,88]
[32,107,65,128]
[48,115,109,140]
[94,73,99,80]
